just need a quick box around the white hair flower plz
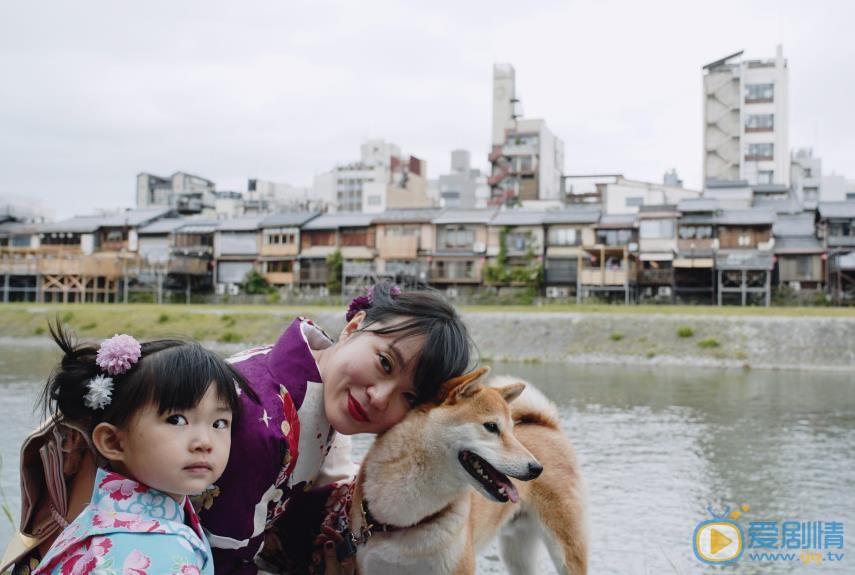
[84,374,114,410]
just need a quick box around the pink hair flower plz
[96,334,142,375]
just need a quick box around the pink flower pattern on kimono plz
[91,510,162,533]
[179,565,202,575]
[121,550,151,575]
[99,473,146,501]
[58,536,112,575]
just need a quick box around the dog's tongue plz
[505,482,519,503]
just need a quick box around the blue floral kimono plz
[33,468,212,575]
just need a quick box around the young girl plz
[199,283,472,574]
[31,324,246,575]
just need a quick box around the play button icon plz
[710,528,733,554]
[694,521,743,564]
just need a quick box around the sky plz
[1,0,853,220]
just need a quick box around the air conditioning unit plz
[545,286,570,298]
[472,242,486,253]
[446,287,459,299]
[657,286,672,298]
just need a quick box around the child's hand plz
[320,524,356,575]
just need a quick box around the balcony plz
[168,257,210,275]
[580,268,634,286]
[260,243,299,257]
[264,272,295,286]
[377,235,419,259]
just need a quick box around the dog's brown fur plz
[349,368,586,575]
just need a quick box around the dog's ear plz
[496,382,526,404]
[440,366,490,404]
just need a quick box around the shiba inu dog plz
[347,367,586,574]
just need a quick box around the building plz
[542,207,601,298]
[258,212,320,289]
[773,212,824,292]
[372,208,441,288]
[436,150,487,209]
[714,208,776,306]
[298,212,376,294]
[430,209,496,288]
[578,214,638,303]
[703,46,789,187]
[637,204,680,301]
[489,64,564,205]
[137,172,217,216]
[213,216,265,294]
[365,155,432,213]
[818,201,855,302]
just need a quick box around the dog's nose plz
[528,461,543,479]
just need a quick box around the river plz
[1,344,853,574]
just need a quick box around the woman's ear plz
[339,310,365,341]
[91,422,126,463]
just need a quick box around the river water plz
[1,343,853,574]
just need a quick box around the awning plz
[299,246,338,259]
[341,246,377,260]
[639,252,674,262]
[673,258,714,268]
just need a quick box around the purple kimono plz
[197,318,356,574]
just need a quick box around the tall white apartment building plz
[702,46,789,187]
[489,63,565,205]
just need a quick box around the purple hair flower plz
[96,334,142,376]
[344,284,402,322]
[345,294,373,322]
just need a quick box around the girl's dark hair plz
[356,283,472,405]
[41,320,249,432]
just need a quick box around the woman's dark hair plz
[356,283,472,405]
[40,320,249,433]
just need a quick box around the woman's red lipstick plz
[347,393,370,423]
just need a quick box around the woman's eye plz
[213,419,230,430]
[483,421,500,434]
[166,414,188,426]
[378,354,392,374]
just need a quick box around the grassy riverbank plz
[1,302,853,346]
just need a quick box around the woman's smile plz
[347,392,371,423]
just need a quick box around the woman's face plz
[319,313,425,435]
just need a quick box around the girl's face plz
[107,385,232,501]
[318,313,425,435]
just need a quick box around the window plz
[548,228,579,246]
[746,114,774,131]
[443,226,475,249]
[678,225,713,240]
[505,232,529,251]
[640,220,675,239]
[596,229,632,246]
[367,195,382,206]
[745,83,774,102]
[757,170,774,184]
[625,197,643,207]
[747,143,774,161]
[738,233,752,247]
[266,261,292,273]
[384,225,420,237]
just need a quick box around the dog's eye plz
[483,422,500,434]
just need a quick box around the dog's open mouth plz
[458,450,519,503]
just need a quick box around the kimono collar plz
[266,317,331,408]
[92,469,184,521]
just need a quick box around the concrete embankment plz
[459,311,855,371]
[286,309,855,371]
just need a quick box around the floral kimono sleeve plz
[90,531,210,575]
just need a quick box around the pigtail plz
[40,318,101,428]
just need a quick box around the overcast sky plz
[1,0,853,220]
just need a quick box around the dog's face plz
[429,367,543,503]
